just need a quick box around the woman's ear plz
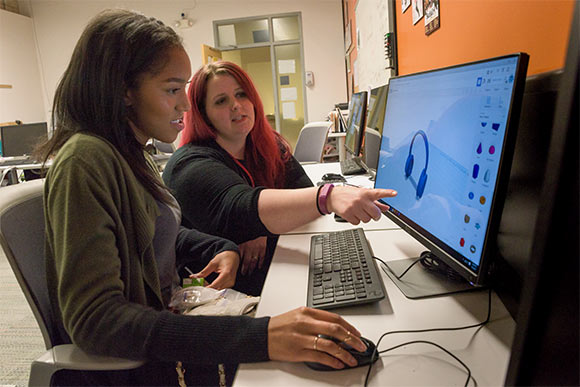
[124,89,134,107]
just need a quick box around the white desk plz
[234,230,515,386]
[234,162,515,386]
[303,162,373,188]
[0,161,47,185]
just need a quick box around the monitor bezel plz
[344,91,368,156]
[376,53,529,286]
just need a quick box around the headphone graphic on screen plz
[405,130,429,199]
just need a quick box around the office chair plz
[293,121,331,163]
[153,139,176,154]
[0,179,144,386]
[364,128,381,171]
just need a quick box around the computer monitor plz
[374,53,529,298]
[335,107,348,133]
[364,85,388,170]
[344,91,368,157]
[366,84,388,134]
[0,122,48,158]
[505,6,578,385]
[493,68,562,320]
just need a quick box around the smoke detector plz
[175,13,193,29]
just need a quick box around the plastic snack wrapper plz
[169,287,260,316]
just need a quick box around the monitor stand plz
[382,256,483,299]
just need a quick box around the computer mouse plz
[305,335,378,371]
[322,173,346,182]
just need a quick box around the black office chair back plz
[0,179,69,349]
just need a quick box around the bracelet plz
[317,183,334,215]
[315,185,325,215]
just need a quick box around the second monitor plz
[340,91,369,175]
[344,91,368,157]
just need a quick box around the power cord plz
[365,256,493,387]
[375,251,464,282]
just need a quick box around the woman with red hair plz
[163,61,396,295]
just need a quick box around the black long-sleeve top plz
[163,140,313,245]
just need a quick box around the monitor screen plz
[0,122,47,158]
[374,54,528,295]
[344,91,368,156]
[366,84,388,134]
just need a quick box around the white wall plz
[0,9,46,123]
[22,0,347,126]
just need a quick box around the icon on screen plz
[477,77,482,87]
[480,196,486,205]
[468,192,475,200]
[492,123,500,131]
[477,143,483,154]
[470,245,476,253]
[484,169,491,183]
[472,164,480,179]
[489,145,496,154]
[481,122,488,127]
[460,238,465,247]
[464,214,470,223]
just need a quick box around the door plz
[212,13,307,150]
[201,44,222,65]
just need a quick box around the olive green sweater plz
[44,133,270,363]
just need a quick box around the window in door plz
[213,13,306,150]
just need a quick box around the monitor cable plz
[365,256,492,387]
[375,251,464,282]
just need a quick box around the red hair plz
[180,61,290,188]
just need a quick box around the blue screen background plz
[375,57,519,271]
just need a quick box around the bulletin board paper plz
[278,60,296,74]
[280,87,297,101]
[282,102,296,119]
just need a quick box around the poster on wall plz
[402,0,410,13]
[345,20,353,53]
[424,0,441,35]
[412,0,424,25]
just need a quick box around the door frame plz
[212,12,308,133]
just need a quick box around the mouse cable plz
[376,340,472,387]
[363,265,492,387]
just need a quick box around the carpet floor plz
[0,248,45,387]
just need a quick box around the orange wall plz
[395,0,575,76]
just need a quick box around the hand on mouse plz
[267,307,367,369]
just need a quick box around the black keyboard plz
[307,228,386,309]
[340,157,367,175]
